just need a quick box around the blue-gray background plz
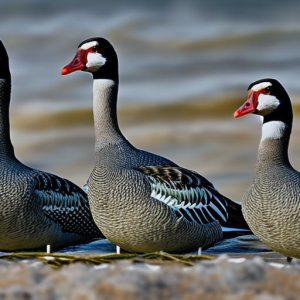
[1,0,300,200]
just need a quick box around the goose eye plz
[91,46,97,52]
[264,86,271,93]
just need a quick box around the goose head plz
[234,78,293,127]
[0,41,10,79]
[61,37,118,82]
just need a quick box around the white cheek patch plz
[256,94,280,116]
[80,41,98,50]
[86,52,106,71]
[251,82,272,92]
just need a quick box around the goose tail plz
[221,197,252,239]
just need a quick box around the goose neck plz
[256,120,291,169]
[93,79,126,150]
[0,78,15,160]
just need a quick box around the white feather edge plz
[150,186,227,223]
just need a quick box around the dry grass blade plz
[182,254,216,261]
[142,252,192,266]
[143,252,215,266]
[0,252,215,268]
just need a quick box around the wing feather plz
[138,165,229,226]
[33,173,101,238]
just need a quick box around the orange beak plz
[61,49,87,75]
[234,90,260,118]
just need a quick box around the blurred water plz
[2,0,300,105]
[1,1,300,201]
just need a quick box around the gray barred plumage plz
[62,37,250,253]
[235,78,300,260]
[0,40,103,251]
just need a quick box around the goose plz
[234,78,300,261]
[62,37,250,253]
[0,40,103,251]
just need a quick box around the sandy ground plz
[0,236,296,300]
[0,256,299,300]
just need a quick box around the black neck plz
[92,59,119,83]
[264,87,293,129]
[263,104,293,130]
[0,77,15,161]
